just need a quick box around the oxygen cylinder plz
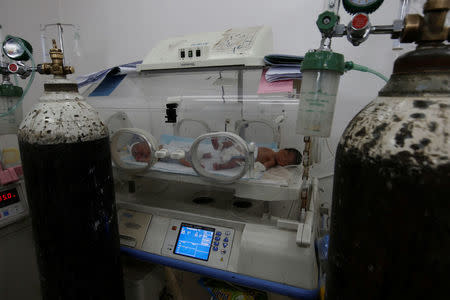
[17,42,125,299]
[325,44,450,299]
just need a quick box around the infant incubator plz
[85,29,322,298]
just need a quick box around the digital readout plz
[174,223,215,261]
[0,188,20,208]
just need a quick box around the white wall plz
[1,0,406,205]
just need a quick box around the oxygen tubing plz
[344,61,389,82]
[0,35,36,118]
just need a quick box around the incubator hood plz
[86,68,306,187]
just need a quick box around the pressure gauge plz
[343,0,384,14]
[2,36,33,61]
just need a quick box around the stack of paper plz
[263,54,303,82]
[265,66,302,82]
[264,54,303,66]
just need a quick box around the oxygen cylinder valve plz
[37,39,74,76]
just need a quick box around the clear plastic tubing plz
[323,0,341,14]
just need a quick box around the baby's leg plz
[179,159,192,167]
[213,158,243,170]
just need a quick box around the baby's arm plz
[211,137,234,150]
[256,147,277,170]
[263,159,276,169]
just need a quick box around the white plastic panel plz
[237,223,318,290]
[137,26,273,70]
[117,201,318,290]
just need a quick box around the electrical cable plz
[0,36,36,118]
[198,278,219,300]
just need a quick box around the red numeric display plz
[0,188,20,208]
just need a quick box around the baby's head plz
[131,142,151,163]
[275,148,302,166]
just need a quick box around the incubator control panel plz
[118,209,152,249]
[162,219,234,269]
[0,181,28,228]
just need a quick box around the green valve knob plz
[343,0,384,15]
[316,11,339,34]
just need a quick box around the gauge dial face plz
[343,0,384,14]
[2,39,25,59]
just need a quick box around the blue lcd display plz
[174,223,215,261]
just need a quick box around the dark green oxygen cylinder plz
[325,45,450,299]
[18,79,125,300]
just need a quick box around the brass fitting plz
[401,0,449,44]
[37,39,75,76]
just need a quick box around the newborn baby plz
[131,137,302,171]
[210,137,302,171]
[212,147,302,171]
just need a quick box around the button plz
[216,231,222,236]
[215,236,221,241]
[225,231,231,236]
[196,49,201,57]
[214,241,219,246]
[188,50,193,58]
[180,50,185,58]
[223,237,229,243]
[221,249,226,254]
[3,211,9,217]
[213,246,218,251]
[172,226,177,231]
[223,243,228,248]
